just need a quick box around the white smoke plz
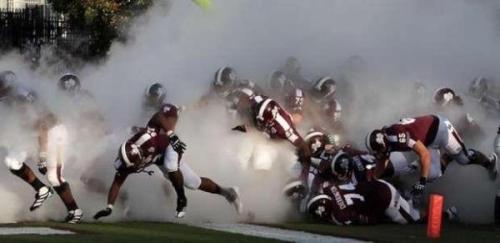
[1,0,500,224]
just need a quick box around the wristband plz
[419,177,427,185]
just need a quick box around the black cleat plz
[29,186,52,211]
[65,209,83,224]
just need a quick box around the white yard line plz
[0,227,74,235]
[193,223,369,243]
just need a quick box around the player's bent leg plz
[180,162,243,214]
[158,145,187,218]
[53,182,82,224]
[48,166,82,223]
[8,161,53,211]
[442,121,497,178]
[381,180,421,224]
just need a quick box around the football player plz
[307,153,460,225]
[306,153,427,225]
[365,115,498,197]
[433,87,485,147]
[199,66,264,107]
[93,103,242,220]
[1,76,83,223]
[229,89,311,164]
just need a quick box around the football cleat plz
[29,186,53,211]
[65,208,83,224]
[223,187,243,214]
[93,207,112,220]
[175,196,187,218]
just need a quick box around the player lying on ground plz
[94,103,242,220]
[306,152,458,225]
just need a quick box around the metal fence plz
[0,5,89,60]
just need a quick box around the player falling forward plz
[94,103,242,220]
[306,153,458,225]
[366,115,498,197]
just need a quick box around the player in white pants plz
[366,115,497,197]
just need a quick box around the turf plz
[0,222,282,243]
[272,222,500,243]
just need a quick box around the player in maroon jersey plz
[93,103,242,220]
[365,115,498,196]
[306,153,424,225]
[308,179,424,225]
[229,88,312,163]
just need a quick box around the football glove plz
[169,134,186,154]
[94,205,113,220]
[411,177,427,196]
[38,153,48,175]
[176,195,187,218]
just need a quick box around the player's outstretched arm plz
[412,141,430,180]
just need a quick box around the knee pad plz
[183,174,201,190]
[47,168,65,187]
[4,151,27,171]
[53,182,68,193]
[165,158,179,172]
[4,156,24,171]
[164,147,179,172]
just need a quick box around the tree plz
[48,0,153,59]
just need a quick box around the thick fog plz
[1,0,500,223]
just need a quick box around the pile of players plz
[197,57,500,225]
[0,55,499,225]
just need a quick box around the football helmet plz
[58,73,81,93]
[311,77,336,102]
[161,103,180,118]
[307,194,332,222]
[144,82,166,108]
[213,66,237,98]
[365,129,388,154]
[282,180,307,201]
[331,151,353,182]
[434,87,462,107]
[0,70,16,92]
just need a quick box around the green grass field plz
[1,221,499,243]
[274,222,500,243]
[0,222,280,243]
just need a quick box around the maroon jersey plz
[119,127,169,172]
[321,180,392,225]
[251,95,303,144]
[284,88,305,114]
[383,115,439,151]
